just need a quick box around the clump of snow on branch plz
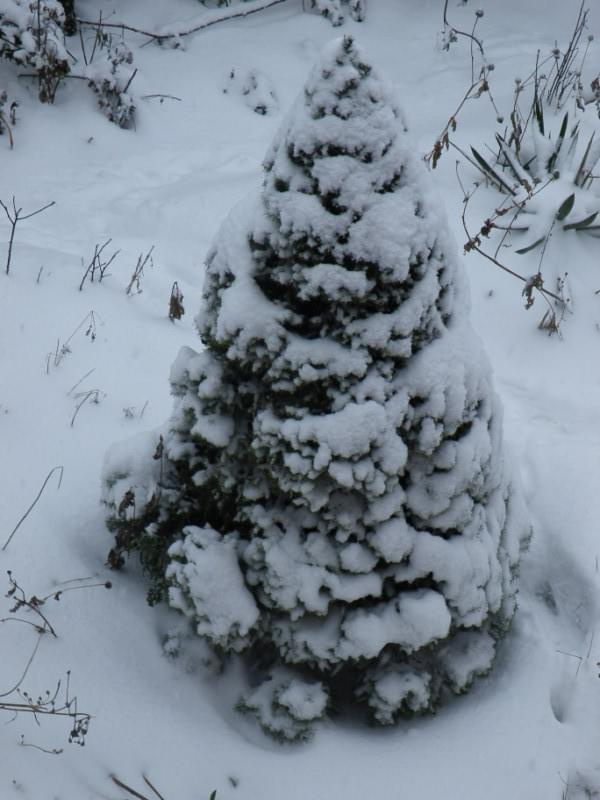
[167,525,260,652]
[238,667,328,742]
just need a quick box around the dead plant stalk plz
[459,176,564,312]
[0,197,55,275]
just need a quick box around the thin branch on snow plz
[79,239,120,290]
[77,0,289,45]
[0,197,55,275]
[19,736,63,755]
[0,110,14,149]
[441,0,485,83]
[457,168,564,309]
[141,94,182,102]
[2,466,64,552]
[110,773,168,800]
[70,390,105,427]
[0,636,43,697]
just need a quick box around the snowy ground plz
[1,1,600,797]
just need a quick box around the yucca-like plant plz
[468,3,600,253]
[471,108,600,253]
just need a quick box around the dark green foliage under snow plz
[103,36,530,739]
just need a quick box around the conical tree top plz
[202,35,460,377]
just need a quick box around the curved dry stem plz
[459,177,563,306]
[0,635,42,698]
[2,466,64,552]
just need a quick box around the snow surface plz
[1,0,600,798]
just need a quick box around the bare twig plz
[0,689,90,745]
[0,636,43,697]
[0,110,14,148]
[67,368,96,397]
[90,10,103,63]
[109,773,169,800]
[110,774,154,800]
[78,22,89,66]
[38,579,112,605]
[586,632,594,659]
[4,571,58,638]
[19,736,63,755]
[63,310,100,347]
[458,172,563,307]
[538,273,570,336]
[77,0,289,45]
[546,1,588,107]
[2,466,64,552]
[123,67,138,95]
[0,575,101,746]
[0,197,55,275]
[441,0,485,84]
[123,401,149,420]
[46,311,100,372]
[426,64,498,168]
[442,0,485,59]
[143,775,167,800]
[141,94,182,102]
[1,576,111,639]
[126,246,154,295]
[79,240,120,290]
[70,390,104,427]
[556,648,584,677]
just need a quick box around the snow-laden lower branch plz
[77,0,290,45]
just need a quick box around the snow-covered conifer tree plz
[103,36,529,739]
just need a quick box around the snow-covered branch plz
[77,0,290,45]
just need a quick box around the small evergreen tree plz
[103,36,530,739]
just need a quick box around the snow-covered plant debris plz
[0,0,136,125]
[222,66,278,116]
[0,0,70,102]
[103,35,530,735]
[307,0,365,27]
[80,28,136,129]
[0,87,16,142]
